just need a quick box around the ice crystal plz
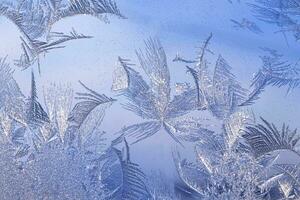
[0,0,123,72]
[1,0,300,197]
[249,0,300,40]
[174,118,298,199]
[43,83,74,142]
[114,39,198,145]
[111,62,129,92]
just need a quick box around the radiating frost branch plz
[26,71,49,126]
[69,80,116,128]
[198,32,213,64]
[167,85,199,119]
[117,56,158,120]
[0,1,51,40]
[173,34,256,119]
[114,38,199,145]
[43,83,74,143]
[136,37,171,119]
[69,85,115,127]
[109,139,151,200]
[16,29,93,73]
[241,48,300,106]
[176,36,300,114]
[0,0,123,72]
[210,55,248,118]
[187,54,248,118]
[1,0,123,40]
[62,81,116,149]
[249,0,300,41]
[55,0,124,22]
[173,33,213,65]
[243,117,300,158]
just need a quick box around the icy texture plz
[0,0,123,72]
[0,1,300,199]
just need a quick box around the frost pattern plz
[0,1,300,199]
[0,0,123,72]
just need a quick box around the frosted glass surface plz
[0,0,300,199]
